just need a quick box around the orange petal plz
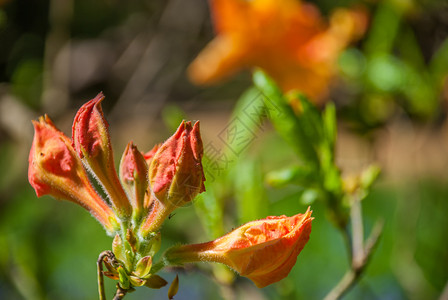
[28,115,118,233]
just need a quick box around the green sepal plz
[118,266,131,290]
[168,275,179,300]
[146,232,161,257]
[134,256,152,279]
[123,240,135,271]
[112,234,126,264]
[144,274,168,289]
[129,275,146,287]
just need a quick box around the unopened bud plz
[149,121,205,208]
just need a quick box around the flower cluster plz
[28,93,313,292]
[188,0,367,104]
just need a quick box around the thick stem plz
[113,285,128,300]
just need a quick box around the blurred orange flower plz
[188,0,368,104]
[166,207,313,288]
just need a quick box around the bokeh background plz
[1,0,448,299]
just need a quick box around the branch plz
[324,269,357,300]
[351,197,364,268]
[440,279,448,300]
[113,285,129,300]
[324,196,384,300]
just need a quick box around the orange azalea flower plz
[28,115,118,233]
[165,207,313,288]
[188,0,368,104]
[28,94,206,236]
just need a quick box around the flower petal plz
[28,115,118,234]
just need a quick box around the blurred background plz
[0,0,448,299]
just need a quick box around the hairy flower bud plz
[72,93,131,218]
[140,121,205,235]
[119,142,148,220]
[143,144,160,167]
[149,121,205,208]
[28,115,117,233]
[165,208,313,288]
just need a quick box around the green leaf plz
[400,67,438,117]
[265,165,318,188]
[360,164,381,191]
[223,87,265,161]
[296,94,324,144]
[194,185,225,239]
[202,87,265,184]
[364,2,402,56]
[322,164,342,196]
[300,189,323,206]
[398,26,426,71]
[322,102,337,152]
[366,55,405,93]
[230,87,266,134]
[430,37,448,85]
[253,70,319,166]
[235,158,269,224]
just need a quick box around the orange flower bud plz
[119,142,148,220]
[143,144,160,166]
[165,208,313,288]
[142,144,160,210]
[28,115,117,234]
[149,121,205,208]
[139,121,205,235]
[72,93,131,218]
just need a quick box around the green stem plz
[97,251,111,300]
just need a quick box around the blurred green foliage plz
[338,0,448,128]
